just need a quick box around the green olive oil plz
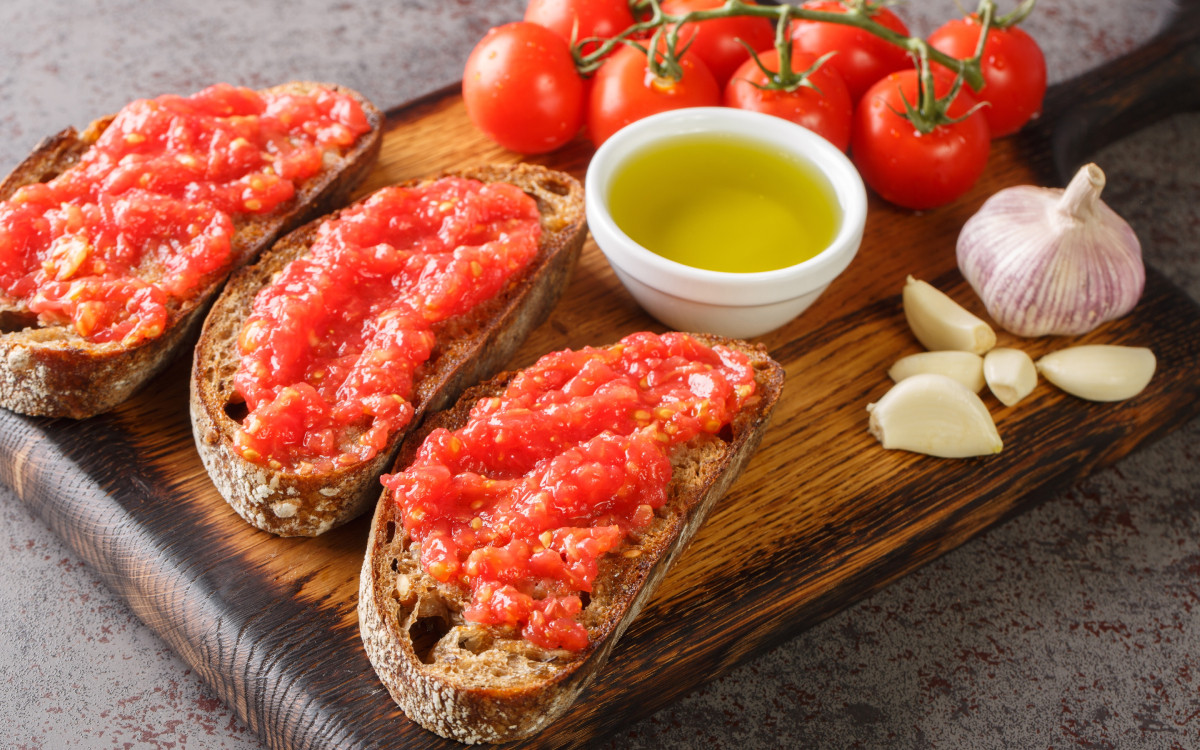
[607,134,841,273]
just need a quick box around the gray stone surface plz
[1,1,1196,748]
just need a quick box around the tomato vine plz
[573,0,1038,130]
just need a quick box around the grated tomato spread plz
[232,177,542,473]
[0,83,371,345]
[382,332,758,651]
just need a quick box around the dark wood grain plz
[2,6,1200,749]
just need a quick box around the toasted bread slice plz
[358,333,784,744]
[0,82,383,418]
[190,164,587,537]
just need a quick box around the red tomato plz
[661,0,776,87]
[851,70,991,210]
[723,49,853,152]
[524,0,635,55]
[587,43,721,147]
[928,17,1047,137]
[789,0,912,104]
[462,22,585,154]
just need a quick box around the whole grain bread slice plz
[357,333,785,744]
[0,81,383,418]
[190,164,587,537]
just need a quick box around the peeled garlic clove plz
[902,276,996,355]
[983,347,1038,407]
[1036,345,1156,402]
[888,351,985,392]
[957,163,1145,337]
[867,373,1002,458]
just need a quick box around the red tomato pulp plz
[383,332,759,651]
[0,84,371,345]
[232,177,542,473]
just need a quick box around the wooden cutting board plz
[2,5,1199,749]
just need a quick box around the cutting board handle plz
[1028,0,1200,183]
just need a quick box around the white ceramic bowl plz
[585,107,867,339]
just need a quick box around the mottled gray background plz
[1,1,1197,748]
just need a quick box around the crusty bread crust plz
[358,334,785,744]
[0,82,384,419]
[190,164,587,537]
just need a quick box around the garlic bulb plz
[956,163,1144,337]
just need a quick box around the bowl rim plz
[585,107,867,306]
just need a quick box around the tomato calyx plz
[732,5,834,95]
[739,46,838,95]
[892,63,986,135]
[644,24,696,84]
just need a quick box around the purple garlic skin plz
[956,164,1145,338]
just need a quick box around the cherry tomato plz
[587,43,721,147]
[789,0,912,104]
[851,70,991,210]
[524,0,635,56]
[928,17,1047,137]
[462,22,585,154]
[723,49,853,152]
[661,0,776,87]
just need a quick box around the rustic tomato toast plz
[358,331,784,743]
[190,164,587,537]
[0,81,383,418]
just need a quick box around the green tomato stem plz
[995,0,1038,29]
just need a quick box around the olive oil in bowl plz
[606,134,841,274]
